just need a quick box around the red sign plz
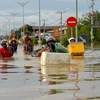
[66,16,77,28]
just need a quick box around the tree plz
[65,11,100,43]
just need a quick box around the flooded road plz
[0,45,100,100]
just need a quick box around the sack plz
[55,43,69,53]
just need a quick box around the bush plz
[41,38,46,45]
[61,37,69,47]
[34,38,38,45]
[31,37,35,44]
[55,38,60,43]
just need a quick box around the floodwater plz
[0,45,100,100]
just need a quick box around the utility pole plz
[57,11,66,39]
[2,21,8,37]
[10,13,18,30]
[76,0,78,42]
[42,19,48,36]
[6,18,12,38]
[16,1,30,36]
[31,22,35,36]
[39,0,41,44]
[90,0,95,48]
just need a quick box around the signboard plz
[53,28,60,38]
[66,16,77,28]
[78,34,89,43]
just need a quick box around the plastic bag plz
[55,43,69,53]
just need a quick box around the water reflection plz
[0,57,14,63]
[0,64,17,73]
[85,63,100,81]
[70,56,85,100]
[83,96,100,100]
[73,81,81,100]
[24,66,33,73]
[0,47,100,100]
[70,55,84,64]
[41,64,70,83]
[39,56,85,100]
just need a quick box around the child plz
[24,39,34,54]
[24,32,31,45]
[9,39,18,52]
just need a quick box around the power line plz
[47,19,60,26]
[86,0,91,11]
[42,12,57,20]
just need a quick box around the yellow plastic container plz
[68,42,84,56]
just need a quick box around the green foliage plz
[94,30,100,42]
[55,38,60,43]
[15,30,21,39]
[65,27,76,38]
[19,38,24,45]
[31,37,35,44]
[26,25,33,33]
[78,25,90,36]
[66,11,100,43]
[41,38,46,45]
[61,37,69,47]
[10,11,100,44]
[34,38,38,45]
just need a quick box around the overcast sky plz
[0,0,100,30]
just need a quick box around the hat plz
[1,41,7,45]
[46,36,55,43]
[68,37,76,43]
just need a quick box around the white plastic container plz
[40,52,70,65]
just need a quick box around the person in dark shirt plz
[24,39,34,54]
[8,39,18,52]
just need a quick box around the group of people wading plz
[0,38,18,58]
[0,32,33,58]
[0,31,76,58]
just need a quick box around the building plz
[33,26,67,38]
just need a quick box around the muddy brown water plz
[0,45,100,100]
